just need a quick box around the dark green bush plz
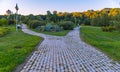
[81,24,85,26]
[101,26,106,32]
[113,21,120,32]
[59,21,74,30]
[8,20,15,25]
[0,18,8,26]
[29,20,46,29]
[101,26,116,32]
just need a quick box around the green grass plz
[0,27,9,36]
[0,26,43,72]
[81,26,120,62]
[33,29,70,36]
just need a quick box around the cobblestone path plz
[21,24,120,72]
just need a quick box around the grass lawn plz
[0,26,43,72]
[0,27,9,36]
[33,29,70,36]
[81,26,120,62]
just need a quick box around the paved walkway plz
[21,24,120,72]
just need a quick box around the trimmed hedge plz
[0,27,10,37]
[28,20,46,29]
[59,21,74,30]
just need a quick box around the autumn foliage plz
[22,8,120,31]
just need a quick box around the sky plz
[0,0,120,15]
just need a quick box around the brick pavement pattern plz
[21,24,120,72]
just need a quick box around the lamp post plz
[20,15,22,25]
[15,3,19,31]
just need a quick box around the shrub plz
[54,25,61,32]
[111,14,120,32]
[81,24,85,26]
[101,26,116,32]
[0,18,8,26]
[45,24,61,32]
[59,21,74,30]
[29,20,46,29]
[108,25,115,32]
[113,21,120,32]
[8,20,15,25]
[45,23,52,31]
[101,26,106,32]
[0,27,10,37]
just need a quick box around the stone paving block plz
[20,24,120,72]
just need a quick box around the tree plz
[100,13,110,26]
[91,17,101,26]
[112,14,120,32]
[46,11,52,23]
[52,11,58,23]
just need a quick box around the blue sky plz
[0,0,120,15]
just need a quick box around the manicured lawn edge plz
[80,26,120,63]
[13,37,44,72]
[0,25,44,72]
[80,31,111,58]
[32,29,70,36]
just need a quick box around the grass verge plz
[81,26,120,62]
[0,26,43,72]
[0,27,9,36]
[33,29,70,36]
